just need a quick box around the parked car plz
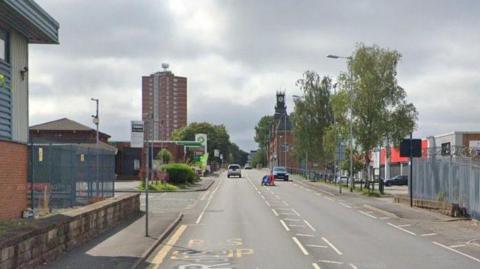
[244,163,252,169]
[227,164,242,178]
[384,175,408,186]
[272,166,289,181]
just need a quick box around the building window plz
[0,29,8,63]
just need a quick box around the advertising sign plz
[195,133,208,153]
[130,121,144,148]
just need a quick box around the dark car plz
[384,175,408,186]
[272,166,289,181]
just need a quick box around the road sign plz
[400,139,422,157]
[130,121,144,148]
[195,133,208,153]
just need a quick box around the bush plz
[163,163,198,184]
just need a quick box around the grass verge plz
[138,182,178,192]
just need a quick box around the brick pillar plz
[0,140,28,220]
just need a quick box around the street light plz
[327,54,354,192]
[90,98,100,197]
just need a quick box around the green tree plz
[228,142,249,165]
[338,44,417,186]
[172,122,231,163]
[254,116,273,150]
[156,148,173,164]
[292,71,333,166]
[251,148,267,168]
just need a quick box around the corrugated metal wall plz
[0,59,11,140]
[10,29,28,143]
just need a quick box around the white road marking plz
[272,208,279,216]
[312,263,321,269]
[421,233,437,237]
[387,222,416,236]
[379,216,391,220]
[318,260,343,264]
[292,237,309,255]
[433,241,480,263]
[349,263,359,269]
[292,209,301,216]
[288,224,307,228]
[296,233,314,237]
[321,237,343,255]
[324,196,334,201]
[358,210,377,219]
[280,220,290,231]
[260,195,265,200]
[275,195,281,199]
[283,201,289,206]
[339,202,352,208]
[284,218,302,222]
[279,212,297,216]
[200,190,210,201]
[306,244,328,248]
[265,201,271,207]
[397,224,411,227]
[450,244,467,248]
[195,180,221,224]
[304,220,316,232]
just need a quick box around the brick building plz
[30,118,111,144]
[142,67,187,141]
[268,92,297,169]
[0,0,59,220]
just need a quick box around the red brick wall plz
[0,140,27,220]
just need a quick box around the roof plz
[30,118,110,137]
[0,0,59,44]
[276,114,292,131]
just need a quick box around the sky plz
[30,0,480,151]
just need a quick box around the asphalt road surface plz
[144,169,480,269]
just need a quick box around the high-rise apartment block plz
[142,68,187,140]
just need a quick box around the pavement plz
[38,176,217,269]
[141,169,480,269]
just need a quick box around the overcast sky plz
[30,0,480,151]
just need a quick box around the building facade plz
[268,92,297,169]
[30,118,110,144]
[142,69,187,141]
[0,0,59,220]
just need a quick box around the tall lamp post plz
[90,98,100,196]
[327,54,354,192]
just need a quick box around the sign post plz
[400,135,422,208]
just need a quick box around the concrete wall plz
[0,140,27,220]
[10,29,28,143]
[0,193,140,269]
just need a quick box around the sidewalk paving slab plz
[38,211,182,269]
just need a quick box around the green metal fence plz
[28,144,115,211]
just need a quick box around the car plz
[272,166,289,181]
[335,176,349,184]
[244,163,252,169]
[384,175,408,186]
[227,164,242,178]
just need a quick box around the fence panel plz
[28,144,115,212]
[413,156,480,219]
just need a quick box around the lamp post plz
[327,54,354,192]
[90,98,99,196]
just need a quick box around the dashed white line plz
[339,202,352,208]
[349,263,359,269]
[265,201,271,207]
[195,180,221,224]
[292,237,309,255]
[318,259,343,265]
[306,244,328,248]
[280,220,290,231]
[321,237,343,255]
[272,208,279,216]
[284,218,302,222]
[324,196,334,201]
[450,244,467,248]
[397,224,411,227]
[421,233,437,237]
[282,201,289,206]
[296,233,314,237]
[292,209,301,216]
[260,195,265,200]
[304,220,316,232]
[387,222,416,236]
[312,263,321,269]
[433,241,480,263]
[358,210,377,219]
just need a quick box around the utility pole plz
[91,98,99,197]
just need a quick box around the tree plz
[172,122,232,163]
[251,148,267,168]
[254,116,274,150]
[292,71,333,167]
[156,148,173,164]
[338,44,417,187]
[228,142,249,165]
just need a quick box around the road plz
[143,169,480,269]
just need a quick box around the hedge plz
[163,163,198,184]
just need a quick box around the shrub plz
[163,163,197,184]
